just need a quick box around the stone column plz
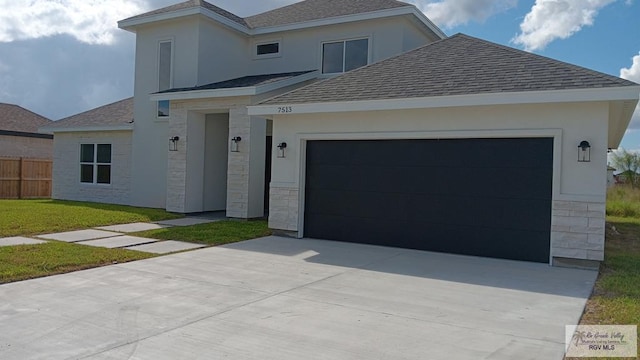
[166,105,188,213]
[226,106,266,218]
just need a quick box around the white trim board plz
[249,86,640,115]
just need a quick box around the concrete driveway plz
[0,236,597,360]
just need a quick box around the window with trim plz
[158,40,173,118]
[256,42,280,56]
[80,144,111,184]
[322,38,369,74]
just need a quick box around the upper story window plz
[322,38,369,74]
[80,144,111,185]
[257,42,280,56]
[158,40,173,118]
[255,40,281,59]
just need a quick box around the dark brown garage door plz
[304,138,553,263]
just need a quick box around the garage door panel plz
[306,189,410,221]
[304,138,553,263]
[403,224,550,263]
[306,214,407,247]
[405,195,550,232]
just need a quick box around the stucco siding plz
[269,101,610,262]
[52,131,132,205]
[249,17,432,76]
[0,135,52,159]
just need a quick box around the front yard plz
[0,199,182,237]
[0,200,270,284]
[1,193,639,356]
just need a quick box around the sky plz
[0,0,638,148]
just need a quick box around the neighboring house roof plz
[119,0,445,38]
[0,103,52,139]
[41,98,134,133]
[260,34,638,105]
[0,103,52,136]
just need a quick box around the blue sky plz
[0,0,638,147]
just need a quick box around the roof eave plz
[118,5,446,39]
[249,86,640,116]
[40,125,134,133]
[118,7,250,35]
[251,7,446,38]
[151,70,319,101]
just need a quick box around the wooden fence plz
[0,158,52,199]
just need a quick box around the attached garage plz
[304,138,553,263]
[250,34,639,266]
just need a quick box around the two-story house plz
[44,0,639,267]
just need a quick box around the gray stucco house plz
[44,0,640,267]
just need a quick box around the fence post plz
[19,157,24,199]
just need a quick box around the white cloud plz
[0,0,147,45]
[407,0,518,28]
[513,0,617,51]
[621,52,640,130]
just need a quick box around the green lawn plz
[0,242,155,284]
[569,187,640,359]
[0,199,182,237]
[0,201,270,284]
[132,220,272,246]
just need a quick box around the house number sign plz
[277,106,293,113]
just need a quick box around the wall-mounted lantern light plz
[277,142,287,158]
[169,136,180,151]
[578,141,591,162]
[231,136,242,152]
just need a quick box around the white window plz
[158,40,173,118]
[80,144,111,184]
[322,38,369,74]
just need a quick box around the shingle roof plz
[244,0,410,28]
[158,71,316,93]
[0,103,52,134]
[122,0,247,27]
[262,34,638,105]
[122,0,411,29]
[46,98,134,129]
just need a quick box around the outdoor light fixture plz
[578,140,591,162]
[277,142,287,158]
[231,136,242,152]
[169,136,180,151]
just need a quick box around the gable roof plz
[260,34,638,105]
[119,0,445,38]
[42,98,134,133]
[0,103,52,134]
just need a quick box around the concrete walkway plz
[0,236,597,360]
[0,215,223,254]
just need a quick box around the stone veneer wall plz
[226,106,251,218]
[551,200,606,261]
[269,186,300,231]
